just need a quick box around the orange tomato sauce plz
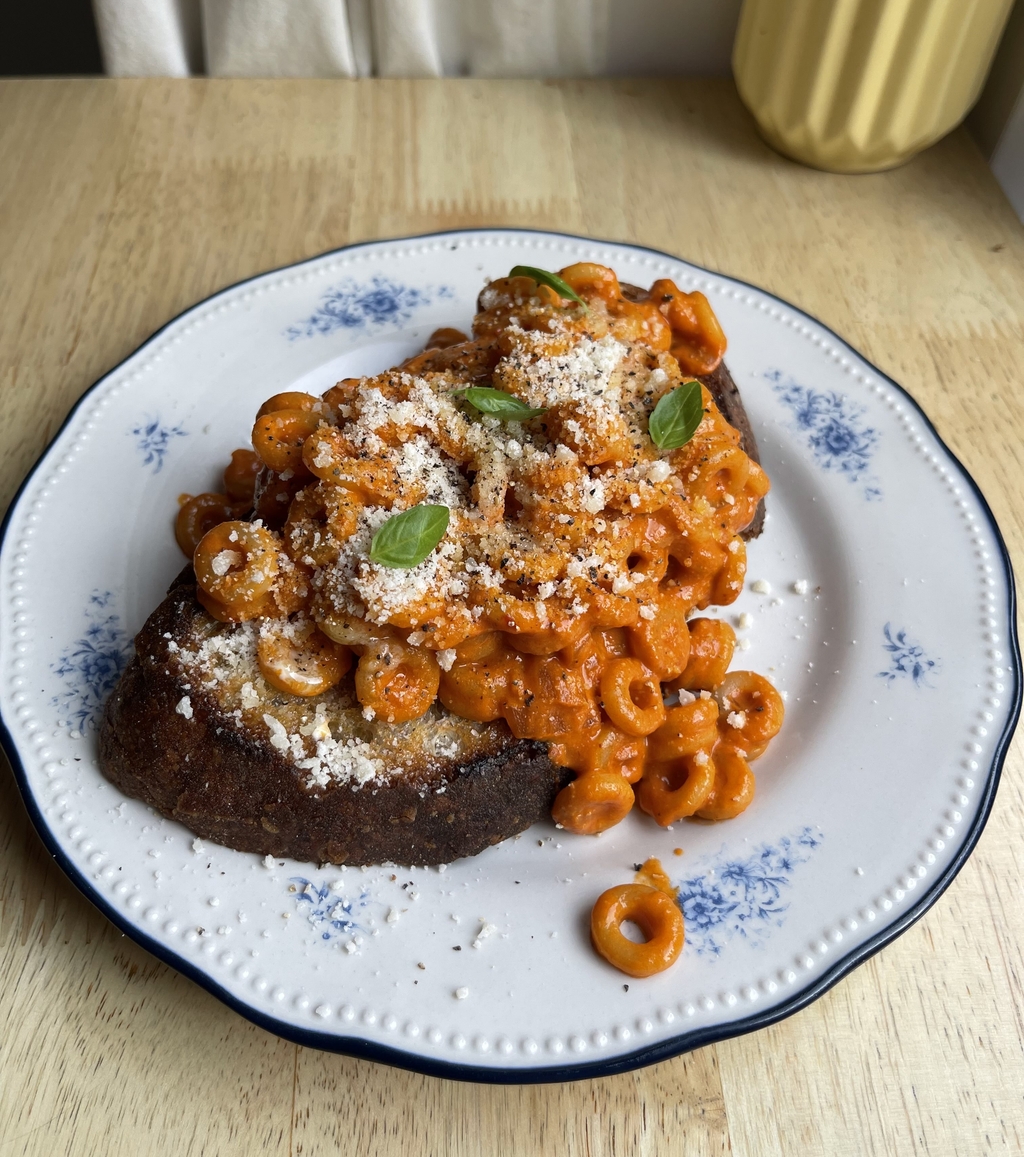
[179,263,782,838]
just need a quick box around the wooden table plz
[1,77,1023,1157]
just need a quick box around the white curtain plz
[92,0,743,79]
[203,0,359,76]
[93,0,204,77]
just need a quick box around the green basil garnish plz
[508,265,588,312]
[453,386,546,421]
[648,380,704,451]
[369,505,450,569]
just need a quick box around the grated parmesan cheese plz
[211,550,241,576]
[472,920,497,949]
[263,714,290,752]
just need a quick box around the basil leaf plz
[648,380,705,450]
[508,265,588,311]
[369,505,450,569]
[453,386,546,421]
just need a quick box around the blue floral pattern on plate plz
[287,276,454,340]
[676,827,823,957]
[878,623,940,687]
[51,591,133,731]
[131,416,187,474]
[290,877,372,942]
[766,369,881,499]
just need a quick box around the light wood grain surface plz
[1,77,1023,1157]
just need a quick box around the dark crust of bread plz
[98,575,573,866]
[619,281,765,539]
[697,360,765,540]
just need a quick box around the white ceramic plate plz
[1,229,1018,1082]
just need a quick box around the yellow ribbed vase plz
[733,0,1015,172]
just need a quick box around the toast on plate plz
[100,568,570,866]
[99,262,780,866]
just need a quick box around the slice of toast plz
[100,355,764,867]
[99,570,571,866]
[101,263,764,870]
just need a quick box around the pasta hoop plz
[257,622,351,698]
[252,408,321,474]
[176,492,247,558]
[194,521,280,608]
[677,618,736,692]
[551,770,635,835]
[355,640,441,724]
[600,658,666,737]
[695,745,756,820]
[590,884,685,977]
[636,751,717,825]
[648,698,720,762]
[223,449,261,505]
[717,671,785,758]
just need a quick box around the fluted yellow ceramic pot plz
[733,0,1014,172]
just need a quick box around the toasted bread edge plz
[98,579,572,866]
